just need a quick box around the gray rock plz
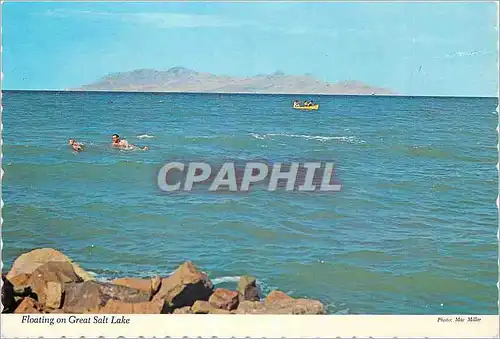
[63,281,150,313]
[237,275,261,302]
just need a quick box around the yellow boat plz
[293,104,319,110]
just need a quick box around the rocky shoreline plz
[2,248,326,314]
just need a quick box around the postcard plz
[1,1,498,338]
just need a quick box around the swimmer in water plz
[68,139,84,152]
[111,134,148,150]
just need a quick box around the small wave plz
[137,134,155,139]
[269,133,362,143]
[89,272,115,282]
[185,135,222,140]
[250,133,269,140]
[250,132,364,144]
[212,276,241,284]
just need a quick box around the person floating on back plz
[111,134,148,150]
[68,139,84,152]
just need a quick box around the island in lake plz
[71,67,395,95]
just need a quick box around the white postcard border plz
[1,314,499,338]
[0,1,499,338]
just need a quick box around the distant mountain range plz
[73,67,395,95]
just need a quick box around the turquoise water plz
[2,91,498,314]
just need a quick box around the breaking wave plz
[212,276,241,285]
[137,134,155,139]
[250,132,365,144]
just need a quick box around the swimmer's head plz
[112,134,120,142]
[68,139,75,145]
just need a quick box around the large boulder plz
[14,297,42,314]
[1,274,17,313]
[236,291,326,315]
[265,290,293,304]
[152,262,214,310]
[98,299,165,314]
[63,281,151,313]
[237,275,260,301]
[192,300,231,314]
[266,298,326,314]
[27,261,82,307]
[234,300,267,314]
[6,248,94,291]
[112,278,153,294]
[208,288,239,311]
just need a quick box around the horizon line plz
[1,89,497,99]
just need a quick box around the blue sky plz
[2,1,498,96]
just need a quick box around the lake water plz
[2,91,498,314]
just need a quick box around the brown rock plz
[44,281,62,309]
[30,261,82,283]
[265,290,293,305]
[27,261,82,306]
[98,298,165,314]
[208,288,239,310]
[268,298,326,314]
[192,300,231,314]
[62,281,102,313]
[2,274,16,313]
[14,297,41,314]
[153,261,214,309]
[63,280,151,313]
[235,300,267,314]
[10,278,33,299]
[112,278,152,294]
[6,248,94,289]
[7,273,30,291]
[151,276,162,295]
[237,275,260,301]
[191,300,210,314]
[236,298,326,315]
[172,306,193,314]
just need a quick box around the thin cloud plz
[124,12,256,29]
[437,51,495,59]
[39,9,257,29]
[37,9,333,36]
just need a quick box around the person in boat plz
[68,139,84,152]
[304,100,311,107]
[111,134,148,150]
[293,100,300,107]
